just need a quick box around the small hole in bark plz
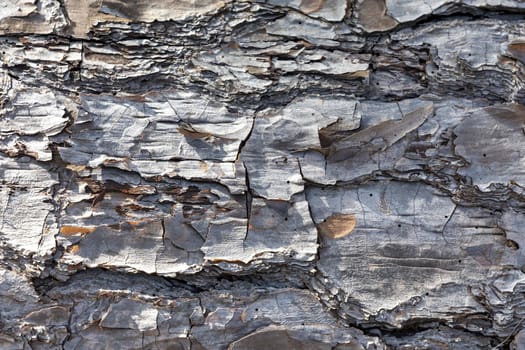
[369,193,373,197]
[286,180,290,184]
[444,215,448,218]
[483,153,487,157]
[255,308,259,312]
[398,224,401,228]
[458,259,462,263]
[284,217,288,221]
[425,292,429,296]
[506,240,519,250]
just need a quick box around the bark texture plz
[1,0,525,349]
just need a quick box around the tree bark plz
[1,0,525,349]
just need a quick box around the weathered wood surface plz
[1,0,525,349]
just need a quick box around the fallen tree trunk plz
[1,0,525,349]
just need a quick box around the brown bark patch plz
[508,41,525,63]
[300,0,325,13]
[357,0,398,32]
[60,225,96,236]
[67,244,80,254]
[318,213,356,239]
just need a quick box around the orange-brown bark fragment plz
[60,225,96,236]
[318,214,356,239]
[67,244,80,254]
